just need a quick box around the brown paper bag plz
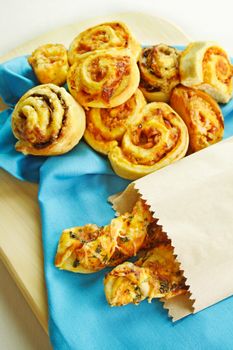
[110,137,233,321]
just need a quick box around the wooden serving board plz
[0,12,189,333]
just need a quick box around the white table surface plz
[0,0,232,349]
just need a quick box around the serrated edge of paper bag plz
[109,137,233,321]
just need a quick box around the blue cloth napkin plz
[1,55,233,350]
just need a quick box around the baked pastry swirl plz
[84,89,146,154]
[68,21,141,65]
[108,102,189,180]
[139,44,180,102]
[104,244,187,306]
[28,44,69,86]
[67,49,140,108]
[12,84,85,156]
[180,41,233,103]
[55,199,162,273]
[170,86,224,152]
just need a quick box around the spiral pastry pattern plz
[104,244,187,306]
[84,89,146,154]
[12,84,86,156]
[55,199,160,273]
[139,44,180,102]
[108,102,189,180]
[180,41,233,103]
[170,86,224,152]
[28,44,69,86]
[68,21,141,65]
[67,49,140,108]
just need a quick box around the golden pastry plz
[170,86,224,152]
[139,44,180,102]
[104,244,187,306]
[28,44,69,86]
[68,21,141,65]
[67,49,140,108]
[84,89,146,155]
[180,41,233,103]
[55,199,162,273]
[12,84,85,156]
[108,102,189,180]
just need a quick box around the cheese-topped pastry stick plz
[104,244,187,306]
[55,199,163,273]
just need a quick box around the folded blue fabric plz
[1,55,233,350]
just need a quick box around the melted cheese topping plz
[76,54,130,100]
[84,89,146,155]
[120,104,181,166]
[67,49,140,108]
[87,93,136,142]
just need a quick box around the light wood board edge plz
[0,248,48,333]
[0,170,48,332]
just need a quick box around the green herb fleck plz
[102,255,108,263]
[73,259,80,268]
[120,236,130,243]
[95,245,102,254]
[133,286,142,303]
[159,280,169,293]
[69,231,77,239]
